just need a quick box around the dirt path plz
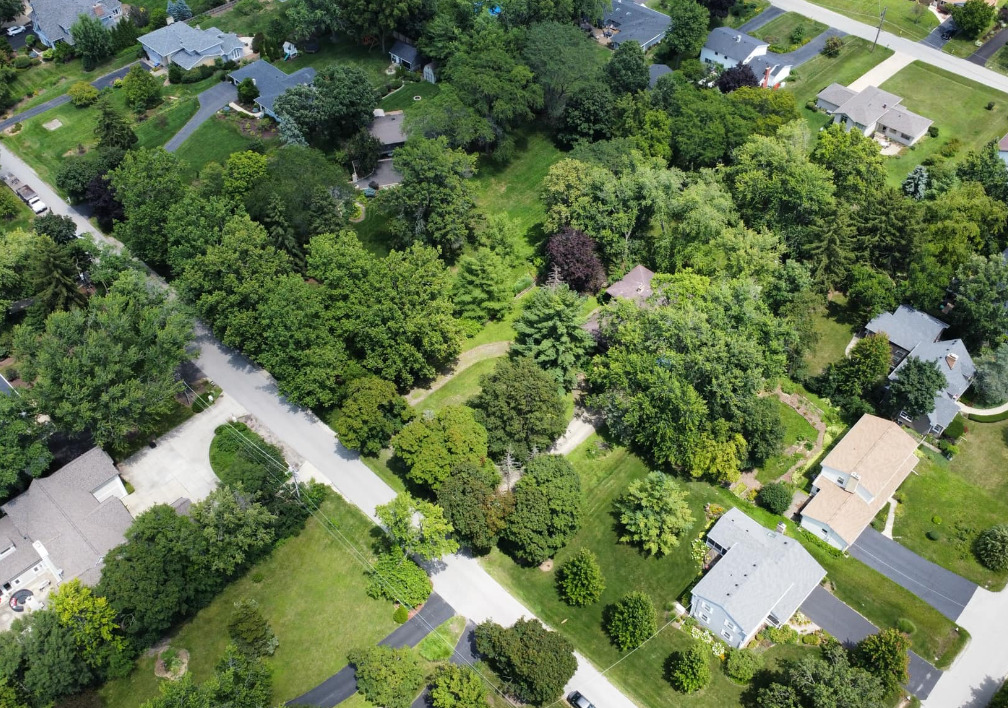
[405,341,510,406]
[771,387,827,484]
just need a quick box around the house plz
[999,133,1008,167]
[600,0,671,51]
[423,61,438,84]
[815,84,933,146]
[648,63,672,88]
[0,448,132,598]
[389,40,423,71]
[889,339,975,435]
[800,415,919,550]
[691,508,825,648]
[228,59,316,119]
[864,305,949,370]
[700,28,791,86]
[28,0,123,48]
[368,109,407,157]
[605,264,654,304]
[138,22,244,70]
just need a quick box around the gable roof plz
[0,448,132,586]
[832,85,903,127]
[999,133,1008,152]
[602,0,672,49]
[704,27,768,63]
[605,264,654,303]
[648,63,672,88]
[229,59,316,115]
[0,516,42,586]
[30,0,122,45]
[694,508,825,634]
[865,305,948,352]
[139,23,242,70]
[889,339,975,431]
[389,40,421,65]
[878,104,933,138]
[817,82,857,107]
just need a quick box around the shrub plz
[990,680,1008,708]
[759,624,798,644]
[665,644,711,693]
[227,599,278,657]
[724,648,762,683]
[348,646,425,708]
[988,101,996,110]
[475,619,577,705]
[944,414,966,440]
[13,55,31,69]
[367,548,433,607]
[926,529,942,541]
[557,548,606,607]
[238,76,260,105]
[168,63,183,84]
[68,81,99,107]
[756,482,793,515]
[393,605,409,624]
[430,664,487,708]
[932,515,942,525]
[604,592,657,651]
[975,524,1008,571]
[895,618,916,635]
[821,35,843,57]
[928,125,939,138]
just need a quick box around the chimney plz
[762,66,771,88]
[946,352,959,369]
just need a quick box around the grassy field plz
[751,12,828,46]
[879,62,1008,184]
[174,113,280,183]
[804,0,937,39]
[98,495,397,707]
[5,48,138,113]
[803,294,855,376]
[756,398,818,484]
[277,38,395,90]
[414,356,506,413]
[380,81,441,112]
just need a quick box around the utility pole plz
[872,7,887,52]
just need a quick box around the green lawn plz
[803,0,937,40]
[879,62,1008,184]
[416,616,469,662]
[277,38,395,91]
[174,113,279,183]
[413,356,506,413]
[943,33,983,59]
[756,398,817,484]
[5,48,137,113]
[1,193,36,233]
[988,43,1008,76]
[203,0,287,37]
[803,294,855,377]
[380,81,441,113]
[98,495,398,707]
[751,12,828,47]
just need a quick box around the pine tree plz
[27,238,86,323]
[805,209,854,292]
[94,96,137,151]
[452,247,512,323]
[262,193,302,269]
[511,284,593,391]
[902,165,928,200]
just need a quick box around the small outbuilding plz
[389,40,423,71]
[605,264,655,305]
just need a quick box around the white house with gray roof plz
[700,28,791,87]
[601,0,671,51]
[138,22,244,70]
[816,84,932,146]
[691,508,825,648]
[0,448,131,599]
[889,340,975,435]
[29,0,123,47]
[228,59,316,119]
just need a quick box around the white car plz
[6,25,26,36]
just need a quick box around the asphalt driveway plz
[969,25,1008,65]
[164,80,237,153]
[850,528,978,622]
[920,18,955,51]
[738,6,784,32]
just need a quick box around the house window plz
[721,630,732,641]
[724,619,737,631]
[701,602,712,613]
[699,613,710,623]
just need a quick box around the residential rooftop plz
[605,264,654,303]
[865,305,948,353]
[602,0,672,50]
[229,60,316,115]
[704,27,768,64]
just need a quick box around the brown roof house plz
[800,415,919,550]
[0,448,132,601]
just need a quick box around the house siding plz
[689,595,752,648]
[799,515,848,550]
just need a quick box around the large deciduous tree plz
[190,486,275,576]
[605,41,649,95]
[949,0,995,38]
[811,123,886,204]
[376,493,459,561]
[756,641,885,708]
[545,228,606,294]
[950,254,1008,349]
[854,628,910,694]
[392,405,489,489]
[337,0,423,50]
[974,344,1008,405]
[273,64,377,146]
[605,591,657,651]
[334,376,411,456]
[660,0,709,57]
[0,394,51,497]
[501,454,581,565]
[613,472,694,557]
[522,22,601,121]
[887,356,945,420]
[715,64,759,93]
[474,619,577,705]
[436,464,511,554]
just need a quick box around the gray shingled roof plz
[229,60,316,114]
[878,105,933,139]
[369,111,407,146]
[30,0,122,46]
[890,339,975,399]
[704,27,768,64]
[648,63,672,88]
[603,0,672,49]
[694,508,825,635]
[138,23,241,70]
[0,516,42,586]
[606,264,654,303]
[833,85,902,127]
[816,82,856,108]
[865,305,948,352]
[390,40,421,66]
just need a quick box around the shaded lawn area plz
[751,12,829,45]
[756,398,817,484]
[380,81,441,113]
[98,495,397,708]
[879,62,1008,184]
[803,294,855,377]
[724,0,771,28]
[277,38,394,90]
[893,443,1008,591]
[804,0,937,39]
[1,194,36,233]
[6,48,137,113]
[111,399,195,463]
[351,201,393,257]
[413,356,506,413]
[174,113,280,183]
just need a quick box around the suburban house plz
[691,508,825,648]
[28,0,123,47]
[228,59,316,120]
[0,448,132,600]
[600,0,671,51]
[649,63,672,88]
[800,415,919,550]
[369,109,407,157]
[389,40,423,71]
[138,22,245,70]
[815,84,933,146]
[700,28,791,87]
[605,264,654,304]
[864,304,949,370]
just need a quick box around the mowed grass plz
[803,0,937,39]
[5,48,137,112]
[756,398,818,484]
[380,81,441,112]
[751,12,828,45]
[988,43,1008,76]
[277,38,394,90]
[803,294,855,376]
[98,495,397,708]
[174,114,279,183]
[879,62,1008,184]
[413,356,506,413]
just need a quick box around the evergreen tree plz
[511,283,593,391]
[902,165,928,200]
[27,237,86,322]
[452,247,512,324]
[94,96,138,152]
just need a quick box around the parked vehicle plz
[4,173,49,215]
[5,25,26,36]
[568,692,596,708]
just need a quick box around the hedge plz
[968,409,1008,423]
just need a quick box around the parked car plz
[568,692,596,708]
[6,25,26,36]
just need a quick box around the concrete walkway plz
[848,51,915,90]
[959,398,1008,416]
[551,410,599,455]
[882,497,897,538]
[164,81,238,153]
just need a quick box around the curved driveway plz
[164,80,237,153]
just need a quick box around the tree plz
[661,0,709,57]
[6,610,93,705]
[383,137,479,258]
[811,123,886,204]
[167,0,193,21]
[26,235,86,322]
[557,548,605,606]
[724,648,762,682]
[855,628,910,694]
[222,150,268,202]
[367,546,433,606]
[846,265,897,323]
[606,41,649,95]
[822,34,843,57]
[227,599,278,657]
[431,664,487,708]
[392,405,488,489]
[470,357,568,461]
[203,644,272,708]
[34,213,77,245]
[0,0,22,22]
[452,247,512,323]
[888,356,945,420]
[190,486,275,576]
[757,482,793,515]
[522,21,601,121]
[545,228,606,294]
[950,254,1008,349]
[273,64,377,145]
[0,393,51,497]
[348,646,425,708]
[974,344,1008,404]
[664,644,710,694]
[825,333,891,402]
[69,80,100,107]
[975,524,1008,571]
[14,271,193,453]
[121,64,161,113]
[501,455,581,565]
[740,395,785,466]
[605,591,657,651]
[70,13,112,70]
[949,0,995,38]
[474,619,577,705]
[50,579,126,672]
[556,81,614,147]
[715,63,759,93]
[335,0,422,51]
[613,472,694,557]
[957,141,1008,204]
[991,682,1008,708]
[511,283,594,391]
[757,641,885,708]
[437,464,510,554]
[903,165,929,201]
[334,376,411,456]
[346,128,381,179]
[377,493,460,561]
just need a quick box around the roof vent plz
[735,34,741,42]
[947,352,959,369]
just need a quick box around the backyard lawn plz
[756,397,818,484]
[804,0,937,39]
[174,113,280,183]
[803,294,855,376]
[751,12,828,46]
[380,81,441,112]
[98,494,397,708]
[413,356,506,413]
[879,62,1008,184]
[277,38,395,90]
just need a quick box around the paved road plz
[850,529,978,622]
[919,18,955,51]
[164,81,237,153]
[801,586,943,699]
[738,5,784,32]
[968,25,1008,65]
